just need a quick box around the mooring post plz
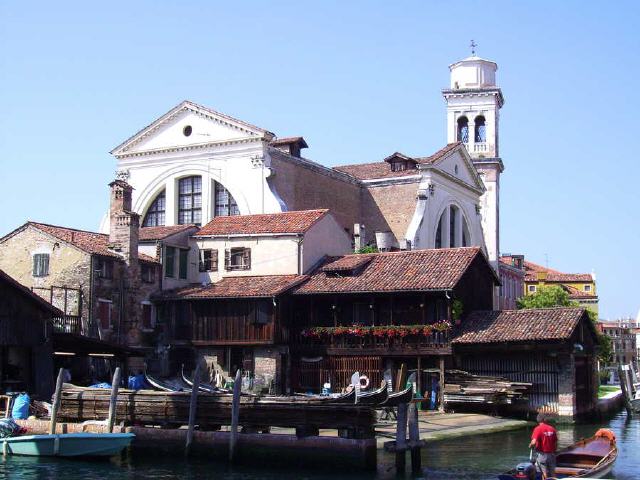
[438,357,445,413]
[107,367,121,433]
[408,402,422,474]
[618,365,633,415]
[229,369,242,463]
[395,402,408,473]
[49,368,65,434]
[185,362,202,456]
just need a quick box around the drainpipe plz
[88,256,95,337]
[297,236,304,274]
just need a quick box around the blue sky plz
[1,1,638,319]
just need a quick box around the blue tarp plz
[11,393,30,419]
[89,382,112,389]
[128,374,145,390]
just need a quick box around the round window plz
[183,125,193,137]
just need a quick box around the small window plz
[179,249,189,280]
[165,247,176,278]
[183,125,192,137]
[584,285,592,292]
[142,303,153,330]
[95,258,113,279]
[528,285,537,293]
[255,300,271,325]
[225,247,251,271]
[33,253,50,277]
[199,249,218,272]
[98,300,112,329]
[141,264,156,283]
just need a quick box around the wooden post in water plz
[49,368,65,434]
[617,364,633,415]
[229,369,242,463]
[395,402,408,473]
[107,367,121,433]
[408,402,422,474]
[438,357,445,413]
[185,362,202,456]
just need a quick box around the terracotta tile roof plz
[160,275,307,300]
[563,284,597,300]
[521,260,593,283]
[270,136,308,148]
[294,247,496,295]
[333,143,461,181]
[321,255,374,272]
[139,225,197,241]
[0,268,63,316]
[196,210,329,236]
[453,307,588,344]
[25,222,159,264]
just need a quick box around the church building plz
[102,53,505,272]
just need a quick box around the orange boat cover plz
[594,428,616,442]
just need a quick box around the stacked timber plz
[443,370,530,406]
[56,385,376,431]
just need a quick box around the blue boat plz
[2,433,135,457]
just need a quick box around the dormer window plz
[384,153,417,173]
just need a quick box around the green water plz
[1,413,637,479]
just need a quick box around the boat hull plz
[3,433,135,457]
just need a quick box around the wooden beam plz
[185,362,202,456]
[229,369,242,462]
[107,367,121,433]
[49,368,65,434]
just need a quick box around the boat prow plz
[2,433,135,457]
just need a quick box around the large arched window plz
[474,115,486,143]
[178,176,202,225]
[142,190,166,227]
[457,116,469,143]
[435,205,472,249]
[214,181,240,217]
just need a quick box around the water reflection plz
[1,413,637,480]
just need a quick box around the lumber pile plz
[443,370,530,406]
[56,385,376,431]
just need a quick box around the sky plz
[1,1,639,319]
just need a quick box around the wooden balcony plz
[190,316,276,346]
[52,315,90,336]
[292,329,452,356]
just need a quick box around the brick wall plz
[361,182,419,246]
[557,353,576,419]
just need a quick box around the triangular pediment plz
[423,144,485,192]
[111,100,275,156]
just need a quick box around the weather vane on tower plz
[470,39,477,56]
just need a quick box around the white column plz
[201,175,212,225]
[165,179,177,226]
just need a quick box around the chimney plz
[353,223,366,251]
[108,179,139,265]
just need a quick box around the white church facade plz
[101,53,505,269]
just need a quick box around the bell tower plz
[442,44,504,267]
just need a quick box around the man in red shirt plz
[529,413,558,479]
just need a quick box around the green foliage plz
[355,245,379,254]
[516,285,575,309]
[451,299,464,321]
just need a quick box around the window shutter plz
[42,254,49,276]
[211,249,218,271]
[224,249,231,271]
[243,248,251,270]
[33,255,39,276]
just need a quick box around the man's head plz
[536,412,548,424]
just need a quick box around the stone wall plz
[557,353,576,419]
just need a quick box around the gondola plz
[356,381,389,406]
[292,387,357,404]
[181,365,228,394]
[498,428,618,479]
[379,385,414,407]
[144,371,186,392]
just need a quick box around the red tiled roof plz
[24,222,159,264]
[321,255,374,272]
[196,210,329,236]
[139,225,197,241]
[294,247,496,295]
[453,307,588,344]
[522,260,593,283]
[0,269,63,316]
[563,284,597,300]
[333,143,461,180]
[161,275,307,300]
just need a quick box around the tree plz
[517,285,612,365]
[355,245,378,254]
[516,285,572,309]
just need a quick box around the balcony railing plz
[472,142,488,153]
[52,316,99,337]
[190,317,275,345]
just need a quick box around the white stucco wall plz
[301,214,353,273]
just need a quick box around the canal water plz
[1,413,637,479]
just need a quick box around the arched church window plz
[178,176,202,225]
[457,116,469,143]
[449,205,458,248]
[474,115,486,143]
[142,190,166,227]
[214,182,240,217]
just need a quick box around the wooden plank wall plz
[294,356,383,393]
[460,355,559,413]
